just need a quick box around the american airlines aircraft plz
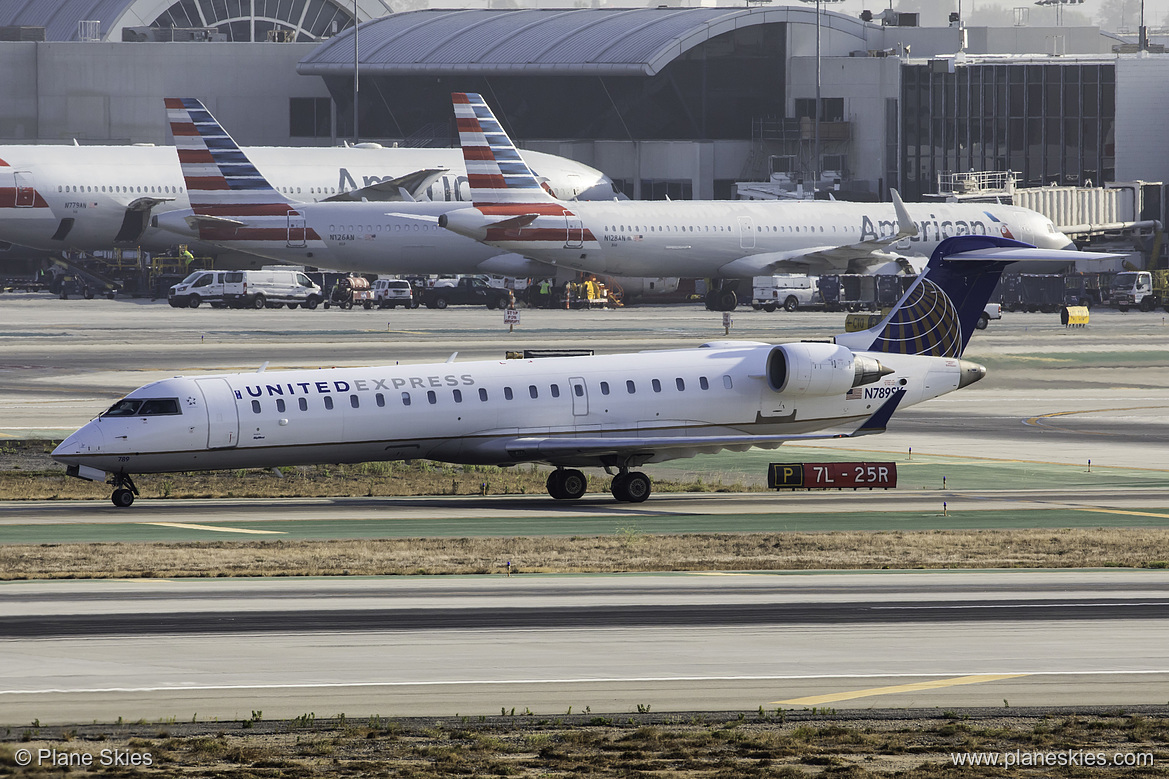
[0,117,618,260]
[438,93,1080,310]
[52,234,1094,507]
[152,98,558,278]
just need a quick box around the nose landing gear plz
[109,473,139,508]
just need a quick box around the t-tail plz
[440,93,584,247]
[837,235,1098,358]
[163,97,305,243]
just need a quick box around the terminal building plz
[0,2,1166,221]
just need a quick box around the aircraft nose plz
[52,422,104,464]
[957,360,986,388]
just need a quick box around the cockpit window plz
[102,398,181,417]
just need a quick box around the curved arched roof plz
[298,7,869,78]
[0,0,391,42]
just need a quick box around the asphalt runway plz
[3,570,1168,724]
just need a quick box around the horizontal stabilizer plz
[943,246,1123,263]
[849,388,905,436]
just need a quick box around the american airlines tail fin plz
[165,97,291,218]
[452,93,556,207]
[838,235,1097,358]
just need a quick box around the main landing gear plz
[109,473,139,508]
[545,468,652,503]
[703,280,740,312]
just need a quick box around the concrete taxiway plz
[2,570,1168,724]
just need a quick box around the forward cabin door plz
[195,378,239,449]
[565,215,583,248]
[14,171,36,207]
[287,210,306,247]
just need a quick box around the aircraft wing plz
[718,190,921,277]
[505,390,904,462]
[324,168,448,202]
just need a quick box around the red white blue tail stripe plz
[165,97,316,243]
[453,93,553,206]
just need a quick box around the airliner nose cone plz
[52,423,104,464]
[957,360,987,388]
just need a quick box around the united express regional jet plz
[53,234,1092,507]
[438,93,1079,310]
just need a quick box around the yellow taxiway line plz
[773,673,1030,706]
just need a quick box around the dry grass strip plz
[3,528,1169,580]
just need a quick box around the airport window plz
[723,375,733,389]
[324,396,334,410]
[652,379,662,393]
[551,384,561,398]
[700,376,710,390]
[276,398,286,413]
[350,395,360,409]
[676,378,685,391]
[453,389,462,403]
[251,400,261,414]
[529,385,538,399]
[401,392,411,406]
[600,381,610,396]
[298,397,308,411]
[504,387,514,400]
[479,388,488,401]
[573,384,583,397]
[626,380,636,394]
[376,393,385,408]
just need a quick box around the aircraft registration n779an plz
[438,92,1081,310]
[53,234,1096,507]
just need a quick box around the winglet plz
[890,189,918,241]
[848,389,906,436]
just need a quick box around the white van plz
[169,269,323,309]
[751,274,820,312]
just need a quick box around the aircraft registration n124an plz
[53,234,1095,507]
[438,93,1081,310]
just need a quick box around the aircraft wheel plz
[620,472,651,503]
[111,488,135,508]
[546,470,567,500]
[559,469,587,500]
[703,289,718,311]
[610,473,629,501]
[716,290,737,311]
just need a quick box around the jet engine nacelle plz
[437,207,489,241]
[766,342,891,397]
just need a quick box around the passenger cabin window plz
[276,399,286,413]
[479,388,488,401]
[626,380,636,394]
[376,393,385,408]
[401,392,411,406]
[676,378,685,391]
[504,387,514,400]
[652,379,662,393]
[453,389,462,403]
[298,397,308,411]
[600,381,610,396]
[574,384,584,397]
[700,376,710,390]
[723,375,733,389]
[251,400,261,414]
[427,390,437,405]
[551,384,560,398]
[529,385,538,399]
[350,395,360,409]
[324,396,334,410]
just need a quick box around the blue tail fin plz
[841,235,1031,358]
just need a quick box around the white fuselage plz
[52,344,960,476]
[475,199,1075,277]
[0,145,614,255]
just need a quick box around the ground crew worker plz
[179,245,195,267]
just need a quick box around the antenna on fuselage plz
[257,361,269,373]
[445,352,458,363]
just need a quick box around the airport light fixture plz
[1034,0,1084,27]
[796,0,845,189]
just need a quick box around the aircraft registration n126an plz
[438,93,1081,310]
[53,234,1095,507]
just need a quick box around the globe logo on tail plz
[867,278,962,357]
